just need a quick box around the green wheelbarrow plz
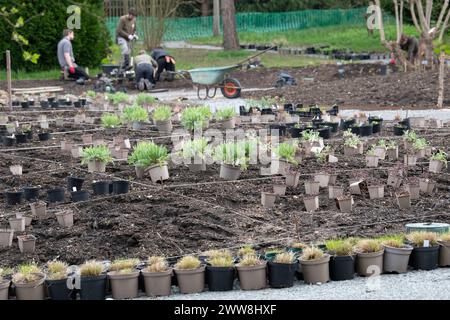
[178,65,242,100]
[176,46,276,100]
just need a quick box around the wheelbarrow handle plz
[236,46,277,66]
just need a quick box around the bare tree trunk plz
[437,51,445,109]
[201,0,209,16]
[213,0,220,36]
[221,0,239,50]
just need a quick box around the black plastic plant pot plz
[372,121,382,134]
[65,100,72,106]
[112,180,130,194]
[309,107,322,116]
[3,136,16,147]
[400,118,411,129]
[68,176,85,192]
[80,98,87,106]
[268,261,297,288]
[38,132,51,141]
[350,126,360,135]
[23,187,40,202]
[409,246,439,271]
[206,266,235,292]
[21,101,30,109]
[322,122,339,133]
[47,188,65,203]
[80,275,107,300]
[51,102,59,108]
[15,134,27,144]
[92,181,111,195]
[71,190,89,203]
[312,119,324,127]
[29,100,35,106]
[239,106,248,116]
[288,127,303,138]
[329,256,355,281]
[341,119,356,130]
[358,124,373,137]
[40,101,49,108]
[318,127,331,139]
[46,279,76,300]
[12,101,20,107]
[4,190,24,205]
[48,97,56,103]
[25,131,33,140]
[73,101,82,108]
[261,109,274,115]
[58,99,66,105]
[368,117,383,124]
[284,104,294,112]
[394,125,407,136]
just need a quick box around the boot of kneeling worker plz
[134,50,158,92]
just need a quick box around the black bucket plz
[71,190,90,203]
[409,246,439,271]
[38,132,52,141]
[112,180,130,194]
[329,255,355,281]
[47,188,65,203]
[288,127,303,138]
[51,102,59,108]
[372,121,382,134]
[74,101,82,108]
[92,181,111,195]
[15,134,27,144]
[46,279,77,300]
[206,266,235,291]
[40,101,49,108]
[268,261,297,288]
[341,119,356,130]
[318,127,332,139]
[23,186,40,202]
[359,124,373,137]
[3,136,16,147]
[394,125,408,136]
[21,101,30,109]
[4,190,24,205]
[79,275,107,300]
[68,176,85,192]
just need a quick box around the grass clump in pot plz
[175,256,201,270]
[300,247,325,261]
[407,232,438,247]
[181,107,208,131]
[325,239,354,256]
[107,92,129,105]
[404,130,417,142]
[209,255,234,268]
[122,105,148,123]
[355,239,382,253]
[101,113,121,129]
[274,141,298,165]
[273,252,296,264]
[46,260,69,280]
[80,260,104,277]
[289,242,307,250]
[237,254,264,267]
[301,130,321,143]
[214,141,256,169]
[180,138,210,161]
[81,145,113,165]
[145,256,169,273]
[153,106,172,122]
[136,93,156,106]
[128,141,169,167]
[13,263,42,284]
[440,233,450,242]
[237,246,256,257]
[109,258,140,272]
[216,107,236,121]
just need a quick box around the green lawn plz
[189,24,419,53]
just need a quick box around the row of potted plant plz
[1,231,449,300]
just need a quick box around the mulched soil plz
[1,106,449,266]
[2,63,449,110]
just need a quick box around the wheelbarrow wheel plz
[221,78,241,99]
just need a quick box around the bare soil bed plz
[1,107,449,266]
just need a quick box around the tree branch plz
[436,0,449,31]
[410,0,423,33]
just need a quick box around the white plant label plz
[423,240,430,247]
[72,187,77,192]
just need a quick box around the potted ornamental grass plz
[216,107,237,129]
[153,106,173,133]
[79,260,107,300]
[81,145,113,173]
[325,239,355,281]
[141,256,172,297]
[237,245,256,258]
[45,260,74,300]
[101,113,122,133]
[272,141,298,175]
[123,104,148,130]
[107,258,140,300]
[179,137,210,172]
[214,140,255,180]
[206,250,236,292]
[407,232,439,271]
[174,256,205,294]
[438,233,450,267]
[301,130,322,155]
[128,141,168,180]
[299,247,330,284]
[380,235,413,274]
[355,239,384,277]
[107,92,130,106]
[181,107,208,131]
[236,253,267,290]
[0,268,12,300]
[136,93,156,107]
[429,150,448,173]
[268,252,297,288]
[12,263,46,300]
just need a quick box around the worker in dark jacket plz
[116,8,138,71]
[151,47,176,82]
[399,34,419,63]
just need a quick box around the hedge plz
[0,0,110,72]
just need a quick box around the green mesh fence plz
[106,8,391,42]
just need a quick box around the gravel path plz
[139,268,450,300]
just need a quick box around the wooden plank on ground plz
[12,87,64,94]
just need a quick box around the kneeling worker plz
[151,47,176,82]
[134,50,159,91]
[57,29,90,84]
